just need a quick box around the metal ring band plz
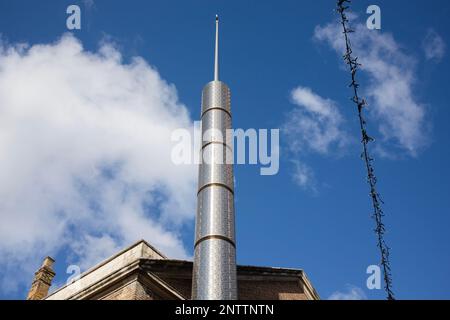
[197,183,234,196]
[201,107,232,119]
[194,235,236,249]
[201,141,233,153]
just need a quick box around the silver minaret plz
[192,15,237,300]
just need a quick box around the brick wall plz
[238,280,308,300]
[158,276,308,300]
[100,280,155,300]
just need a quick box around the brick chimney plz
[26,257,56,300]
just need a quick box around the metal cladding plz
[192,15,237,300]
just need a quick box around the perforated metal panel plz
[192,80,237,300]
[201,81,231,115]
[201,109,232,147]
[195,186,235,242]
[198,144,234,191]
[192,239,237,300]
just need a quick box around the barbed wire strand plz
[336,0,395,300]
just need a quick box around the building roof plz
[45,240,319,300]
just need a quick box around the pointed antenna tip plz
[214,14,219,81]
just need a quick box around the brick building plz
[26,240,319,300]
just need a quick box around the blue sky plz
[0,0,449,300]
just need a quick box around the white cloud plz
[423,29,446,62]
[291,160,317,193]
[283,87,348,192]
[0,34,196,294]
[315,17,429,156]
[285,86,348,155]
[70,235,123,271]
[329,285,367,300]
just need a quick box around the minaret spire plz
[214,14,219,81]
[192,15,237,300]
